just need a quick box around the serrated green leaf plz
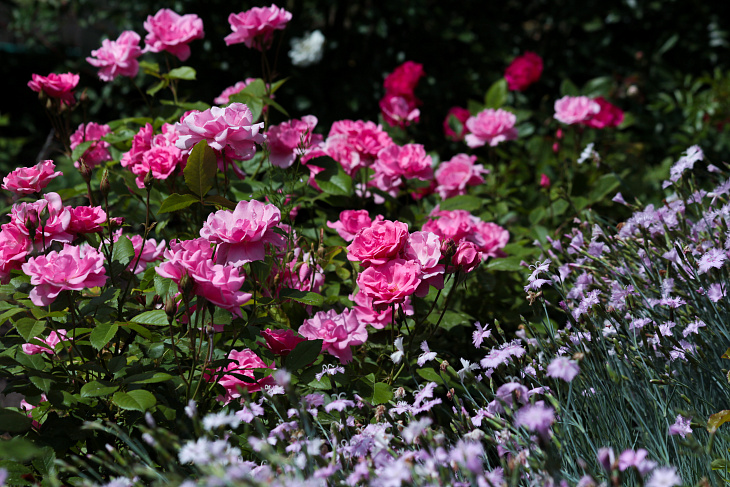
[560,79,580,96]
[372,382,392,405]
[90,322,118,350]
[313,157,353,196]
[14,318,46,342]
[131,310,168,326]
[0,307,26,323]
[184,140,217,197]
[0,409,32,433]
[80,381,119,398]
[29,376,53,392]
[158,193,199,214]
[112,236,135,266]
[112,390,156,411]
[280,288,324,306]
[154,275,177,300]
[485,78,508,108]
[285,340,323,371]
[438,195,483,212]
[71,141,93,162]
[166,66,196,80]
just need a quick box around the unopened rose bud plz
[80,89,89,104]
[100,170,110,197]
[79,159,92,183]
[143,171,154,189]
[25,209,39,241]
[440,238,457,260]
[540,173,550,189]
[164,296,177,320]
[179,273,194,297]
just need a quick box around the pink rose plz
[356,258,421,308]
[346,220,409,267]
[0,224,32,283]
[87,30,142,82]
[225,5,293,51]
[373,143,433,181]
[443,107,471,141]
[121,123,154,169]
[2,160,61,195]
[122,123,185,187]
[27,72,79,106]
[504,52,543,91]
[175,103,265,161]
[351,291,413,330]
[70,123,112,169]
[471,221,509,259]
[326,210,383,242]
[326,120,393,169]
[214,78,258,105]
[189,261,252,317]
[422,208,475,243]
[379,93,420,128]
[128,235,166,274]
[383,61,425,97]
[155,238,213,282]
[464,109,518,148]
[200,200,284,266]
[277,248,324,294]
[404,231,445,297]
[298,308,367,364]
[452,241,480,273]
[143,9,204,61]
[8,192,72,245]
[21,244,107,306]
[208,348,275,402]
[540,173,551,188]
[261,328,305,357]
[130,146,181,188]
[583,97,624,129]
[22,330,69,355]
[553,96,600,125]
[267,115,323,168]
[68,206,106,234]
[434,153,487,199]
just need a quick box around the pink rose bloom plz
[404,231,445,297]
[214,78,259,105]
[583,97,624,129]
[0,224,32,283]
[464,109,518,148]
[130,146,181,188]
[189,260,252,317]
[327,210,384,242]
[70,123,112,169]
[208,348,275,403]
[346,220,409,266]
[351,291,413,330]
[121,123,154,169]
[175,103,265,161]
[443,107,471,141]
[472,221,509,259]
[261,328,305,357]
[27,72,79,106]
[21,244,107,306]
[2,160,61,195]
[8,192,72,245]
[225,5,293,51]
[267,115,323,168]
[379,93,420,128]
[299,308,367,364]
[155,238,213,282]
[384,61,425,97]
[422,208,475,243]
[122,123,185,187]
[143,9,204,61]
[504,52,543,91]
[357,258,421,308]
[554,96,600,125]
[200,199,284,266]
[68,206,106,234]
[540,173,551,188]
[373,143,433,181]
[87,30,142,82]
[452,241,480,273]
[128,235,166,274]
[326,120,393,170]
[278,249,324,294]
[434,153,487,200]
[22,329,69,355]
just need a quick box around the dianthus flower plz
[299,308,367,363]
[464,109,518,148]
[2,160,61,195]
[27,72,79,106]
[87,30,142,81]
[513,402,555,437]
[225,5,292,51]
[546,356,580,382]
[143,9,204,61]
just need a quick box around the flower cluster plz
[121,122,186,188]
[554,95,623,128]
[379,61,425,128]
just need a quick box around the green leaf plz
[261,96,289,117]
[372,382,393,405]
[438,195,483,212]
[166,66,196,80]
[14,318,46,342]
[112,236,135,266]
[146,79,167,96]
[588,174,621,205]
[485,256,523,272]
[0,408,32,433]
[0,307,26,323]
[131,310,168,326]
[124,372,173,385]
[71,141,93,162]
[708,410,730,433]
[119,322,152,340]
[280,288,324,306]
[239,78,267,97]
[204,194,237,210]
[582,76,613,97]
[80,381,119,398]
[285,340,323,371]
[90,322,118,350]
[139,61,160,76]
[416,368,442,383]
[560,79,580,96]
[158,193,199,214]
[112,390,156,412]
[154,275,177,300]
[184,140,217,197]
[270,78,288,94]
[484,78,508,108]
[313,157,353,196]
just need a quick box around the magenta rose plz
[452,241,481,273]
[583,97,624,129]
[443,106,471,141]
[21,244,107,306]
[383,61,425,97]
[130,146,181,188]
[143,9,204,61]
[155,238,214,282]
[326,210,383,242]
[225,5,293,51]
[128,235,166,274]
[261,328,305,357]
[357,258,421,308]
[373,143,433,181]
[68,206,106,234]
[465,109,518,148]
[87,30,142,82]
[27,72,79,106]
[208,348,275,403]
[2,160,62,195]
[422,208,475,243]
[346,219,409,267]
[267,115,323,168]
[504,52,543,91]
[70,123,112,169]
[554,96,600,125]
[379,93,420,128]
[8,192,72,245]
[434,153,488,200]
[298,308,367,364]
[0,224,32,283]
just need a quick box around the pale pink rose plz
[422,208,475,243]
[504,52,543,92]
[188,260,252,317]
[0,224,32,283]
[356,258,421,308]
[434,153,487,199]
[373,143,433,181]
[471,221,509,259]
[225,5,293,51]
[326,210,383,242]
[583,97,624,129]
[464,109,518,148]
[22,329,69,355]
[155,238,214,282]
[2,160,61,195]
[143,9,204,61]
[70,123,112,168]
[68,206,106,234]
[128,235,166,274]
[87,30,142,82]
[27,72,79,106]
[346,220,409,267]
[200,200,284,266]
[261,328,305,357]
[404,231,445,297]
[268,115,323,168]
[21,244,107,306]
[452,241,480,273]
[299,308,367,364]
[384,61,425,97]
[175,103,265,161]
[553,96,600,125]
[379,93,420,128]
[8,192,72,245]
[443,106,471,141]
[214,78,258,104]
[351,291,413,330]
[207,348,275,403]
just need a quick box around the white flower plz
[288,30,325,67]
[391,337,404,364]
[577,142,600,165]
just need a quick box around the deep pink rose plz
[128,235,166,274]
[143,9,204,61]
[384,61,425,97]
[130,146,181,188]
[122,123,185,187]
[21,244,107,306]
[351,291,413,330]
[2,160,61,195]
[374,143,433,181]
[465,109,518,148]
[357,258,421,308]
[22,329,70,355]
[208,348,275,403]
[0,224,32,283]
[379,93,420,128]
[155,238,213,282]
[434,153,487,199]
[471,221,509,259]
[121,123,154,169]
[346,220,409,267]
[540,173,551,188]
[554,96,600,125]
[175,103,265,161]
[267,115,323,168]
[277,248,324,294]
[422,208,475,243]
[443,107,471,141]
[68,206,106,234]
[70,123,112,169]
[404,231,445,297]
[504,52,543,91]
[225,5,293,51]
[200,200,284,266]
[261,328,305,357]
[87,30,142,82]
[27,72,79,106]
[8,192,72,245]
[326,210,383,242]
[583,97,624,129]
[189,260,252,317]
[299,308,367,364]
[452,241,480,273]
[326,120,393,170]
